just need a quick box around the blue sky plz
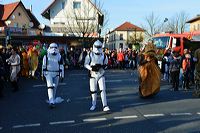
[1,0,200,30]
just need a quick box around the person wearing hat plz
[138,42,161,98]
[182,53,191,90]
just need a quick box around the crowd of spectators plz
[0,42,200,98]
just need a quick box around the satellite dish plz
[29,22,34,28]
[39,24,45,30]
[11,15,15,20]
[5,20,11,26]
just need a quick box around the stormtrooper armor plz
[84,40,110,112]
[42,43,64,108]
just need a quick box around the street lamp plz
[164,18,168,23]
[163,18,168,32]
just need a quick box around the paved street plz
[0,69,200,133]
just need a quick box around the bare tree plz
[129,32,144,47]
[142,12,161,39]
[63,0,107,38]
[165,11,189,33]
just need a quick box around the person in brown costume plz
[138,43,161,98]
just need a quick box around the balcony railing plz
[0,26,40,36]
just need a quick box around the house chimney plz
[30,4,32,12]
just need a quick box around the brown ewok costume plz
[138,43,161,98]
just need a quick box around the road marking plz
[7,112,200,129]
[121,102,150,107]
[0,127,2,130]
[13,123,40,128]
[170,113,192,116]
[83,118,107,122]
[114,115,138,119]
[106,80,122,83]
[144,114,165,117]
[33,83,66,88]
[49,120,75,125]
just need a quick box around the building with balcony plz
[41,0,104,47]
[105,22,145,50]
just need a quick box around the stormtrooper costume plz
[42,43,64,108]
[84,40,110,112]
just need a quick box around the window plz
[193,25,196,31]
[120,34,123,40]
[113,43,115,49]
[73,2,81,9]
[18,12,21,16]
[120,43,123,49]
[153,37,170,49]
[175,38,180,47]
[61,1,65,9]
[53,22,65,25]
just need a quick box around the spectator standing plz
[182,53,191,90]
[169,52,181,91]
[117,48,124,69]
[6,47,21,92]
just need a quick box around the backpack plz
[170,58,180,72]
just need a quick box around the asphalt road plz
[0,69,200,133]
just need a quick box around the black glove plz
[91,65,99,72]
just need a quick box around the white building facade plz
[42,0,103,37]
[105,22,145,50]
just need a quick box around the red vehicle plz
[153,33,189,55]
[152,32,200,68]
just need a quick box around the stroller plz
[192,71,200,97]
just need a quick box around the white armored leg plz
[48,87,54,104]
[46,75,55,105]
[53,76,59,99]
[98,77,110,112]
[90,78,97,111]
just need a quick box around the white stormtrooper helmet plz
[93,40,103,54]
[48,43,59,55]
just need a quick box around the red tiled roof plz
[113,22,144,32]
[1,1,20,20]
[0,1,40,29]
